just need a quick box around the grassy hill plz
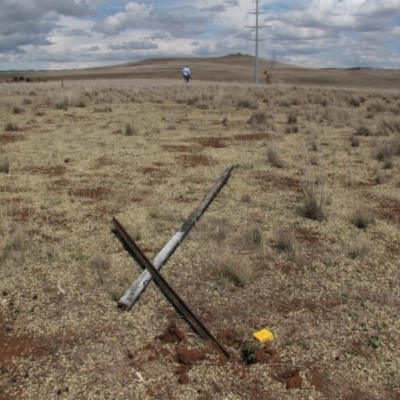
[2,54,400,88]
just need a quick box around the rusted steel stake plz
[112,217,230,361]
[118,166,233,309]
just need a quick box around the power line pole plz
[245,0,269,84]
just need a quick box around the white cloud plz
[1,0,400,70]
[92,2,153,35]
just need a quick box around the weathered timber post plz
[117,166,234,310]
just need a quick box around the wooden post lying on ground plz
[117,166,234,310]
[113,217,230,360]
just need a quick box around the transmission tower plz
[244,1,269,84]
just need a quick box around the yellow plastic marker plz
[253,329,274,342]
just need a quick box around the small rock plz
[287,375,303,389]
[178,373,189,384]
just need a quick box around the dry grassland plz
[1,77,400,399]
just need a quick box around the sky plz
[1,0,400,71]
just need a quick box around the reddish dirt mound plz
[29,166,66,176]
[177,154,212,167]
[0,134,25,145]
[173,347,206,385]
[217,329,235,346]
[176,348,205,365]
[156,322,185,344]
[254,346,277,363]
[273,368,303,389]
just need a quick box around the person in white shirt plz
[182,66,191,82]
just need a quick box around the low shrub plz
[4,122,18,131]
[0,156,9,173]
[353,209,375,229]
[125,122,137,136]
[300,172,327,221]
[275,229,296,253]
[211,253,254,288]
[267,146,284,168]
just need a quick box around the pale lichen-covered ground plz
[1,79,400,399]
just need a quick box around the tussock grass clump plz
[211,253,254,288]
[348,237,370,259]
[353,209,376,229]
[248,111,267,126]
[1,228,27,263]
[125,122,137,136]
[241,193,252,203]
[267,146,284,168]
[94,106,112,113]
[4,122,18,131]
[275,229,296,253]
[373,138,393,162]
[309,134,320,152]
[348,96,360,107]
[90,252,111,284]
[74,99,86,108]
[305,108,318,121]
[287,109,297,124]
[367,100,387,113]
[210,219,228,242]
[0,155,10,173]
[376,117,400,136]
[300,165,327,221]
[22,98,32,105]
[12,105,23,114]
[373,169,391,184]
[349,135,360,147]
[355,126,372,136]
[55,100,67,110]
[284,125,299,134]
[243,226,262,249]
[237,98,258,109]
[166,122,177,131]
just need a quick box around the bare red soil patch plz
[234,133,270,141]
[162,144,194,153]
[29,166,66,176]
[295,228,320,244]
[273,176,300,189]
[0,134,25,145]
[255,173,299,189]
[139,166,168,178]
[48,178,70,193]
[0,327,47,364]
[9,207,35,222]
[72,187,110,199]
[177,154,212,167]
[0,186,27,194]
[189,137,228,148]
[377,197,400,224]
[93,156,116,168]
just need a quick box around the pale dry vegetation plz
[1,78,400,400]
